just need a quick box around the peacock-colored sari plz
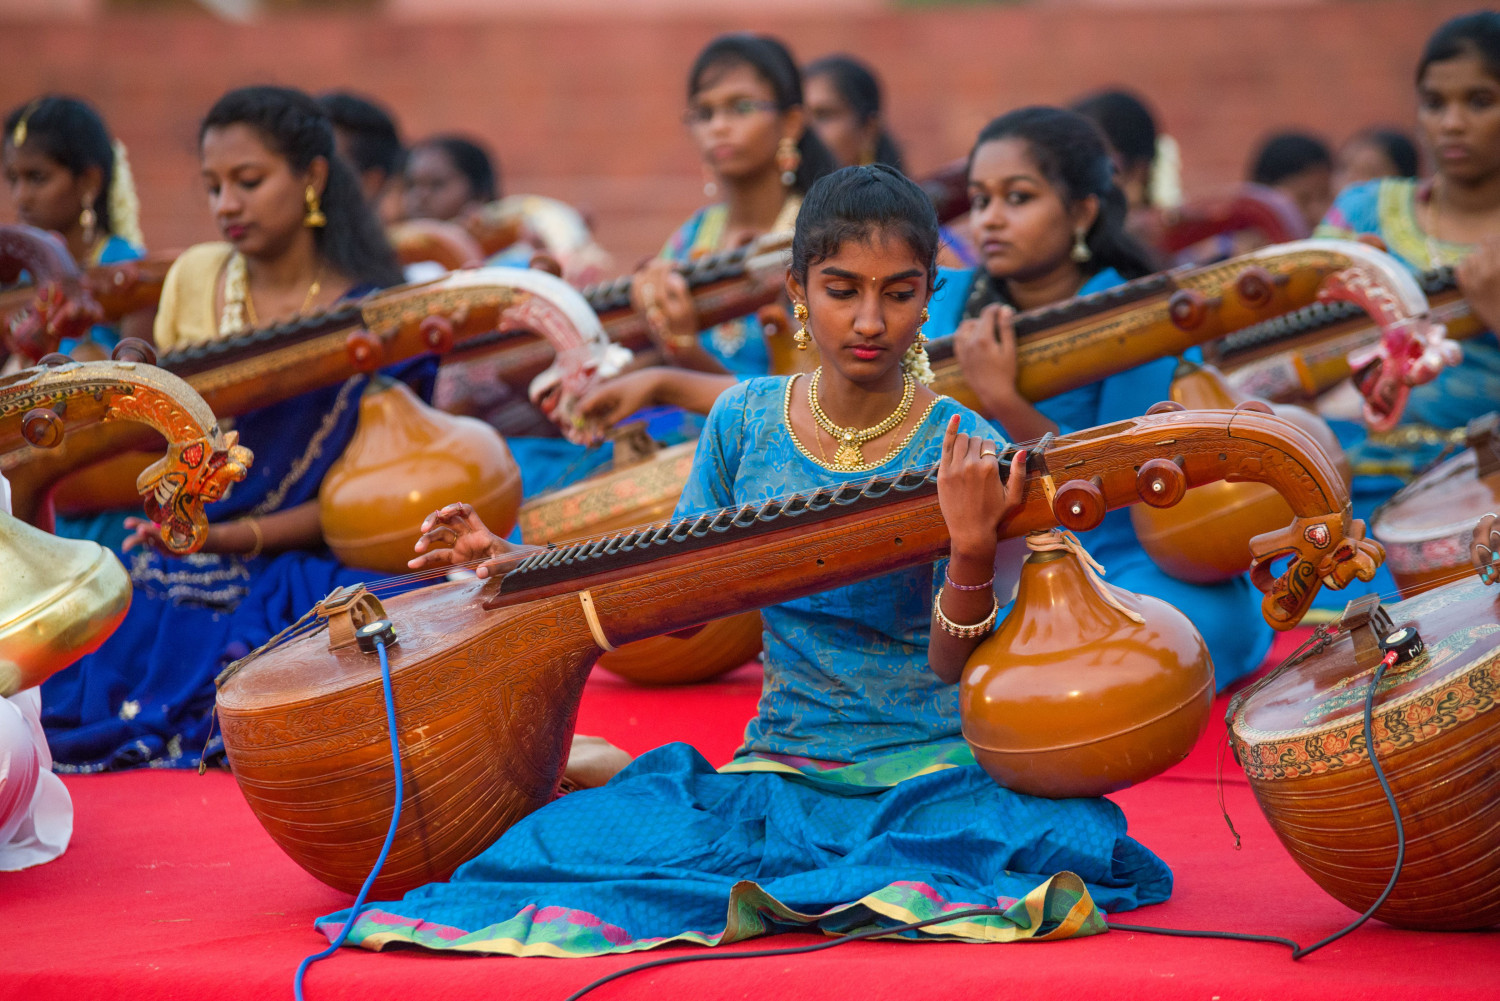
[315,376,1171,957]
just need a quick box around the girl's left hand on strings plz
[936,414,1027,561]
[574,368,663,441]
[409,502,525,578]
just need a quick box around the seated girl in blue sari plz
[316,165,1171,958]
[1316,11,1500,475]
[925,107,1270,690]
[41,87,434,772]
[2,94,150,359]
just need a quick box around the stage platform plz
[3,633,1495,1001]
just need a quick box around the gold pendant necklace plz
[807,366,915,470]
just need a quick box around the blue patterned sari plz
[316,377,1171,957]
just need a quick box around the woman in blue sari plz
[41,87,432,772]
[559,34,836,450]
[2,94,149,358]
[3,96,153,550]
[1317,11,1500,474]
[926,107,1270,690]
[317,165,1170,958]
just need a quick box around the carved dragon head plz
[137,428,254,554]
[1313,253,1461,431]
[1247,509,1385,628]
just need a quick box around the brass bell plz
[0,510,131,697]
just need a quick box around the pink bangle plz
[945,570,994,592]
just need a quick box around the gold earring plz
[904,306,934,384]
[793,302,811,350]
[304,184,327,228]
[1071,228,1092,263]
[79,202,97,244]
[777,137,801,188]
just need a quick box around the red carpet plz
[2,633,1495,1001]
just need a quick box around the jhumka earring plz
[903,306,935,384]
[702,165,718,199]
[1070,228,1092,263]
[793,302,811,350]
[777,137,801,188]
[304,184,327,228]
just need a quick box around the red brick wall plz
[0,1,1476,269]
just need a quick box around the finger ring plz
[980,450,997,458]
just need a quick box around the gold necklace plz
[1422,178,1477,269]
[807,366,915,470]
[784,375,940,473]
[221,252,322,336]
[1426,180,1449,268]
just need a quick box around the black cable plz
[1118,653,1404,959]
[560,655,1408,999]
[561,907,1013,1001]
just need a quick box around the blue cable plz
[293,636,403,1001]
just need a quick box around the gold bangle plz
[243,517,264,561]
[933,585,999,639]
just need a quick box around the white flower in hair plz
[108,139,146,251]
[1150,134,1183,211]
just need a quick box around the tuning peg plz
[1053,477,1105,531]
[1136,458,1187,507]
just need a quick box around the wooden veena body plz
[217,409,1383,897]
[1372,413,1500,598]
[319,379,523,574]
[1130,361,1350,583]
[1227,576,1500,930]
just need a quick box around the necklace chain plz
[785,375,939,473]
[807,366,915,470]
[221,251,322,337]
[1426,180,1449,269]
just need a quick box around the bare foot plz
[562,733,634,790]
